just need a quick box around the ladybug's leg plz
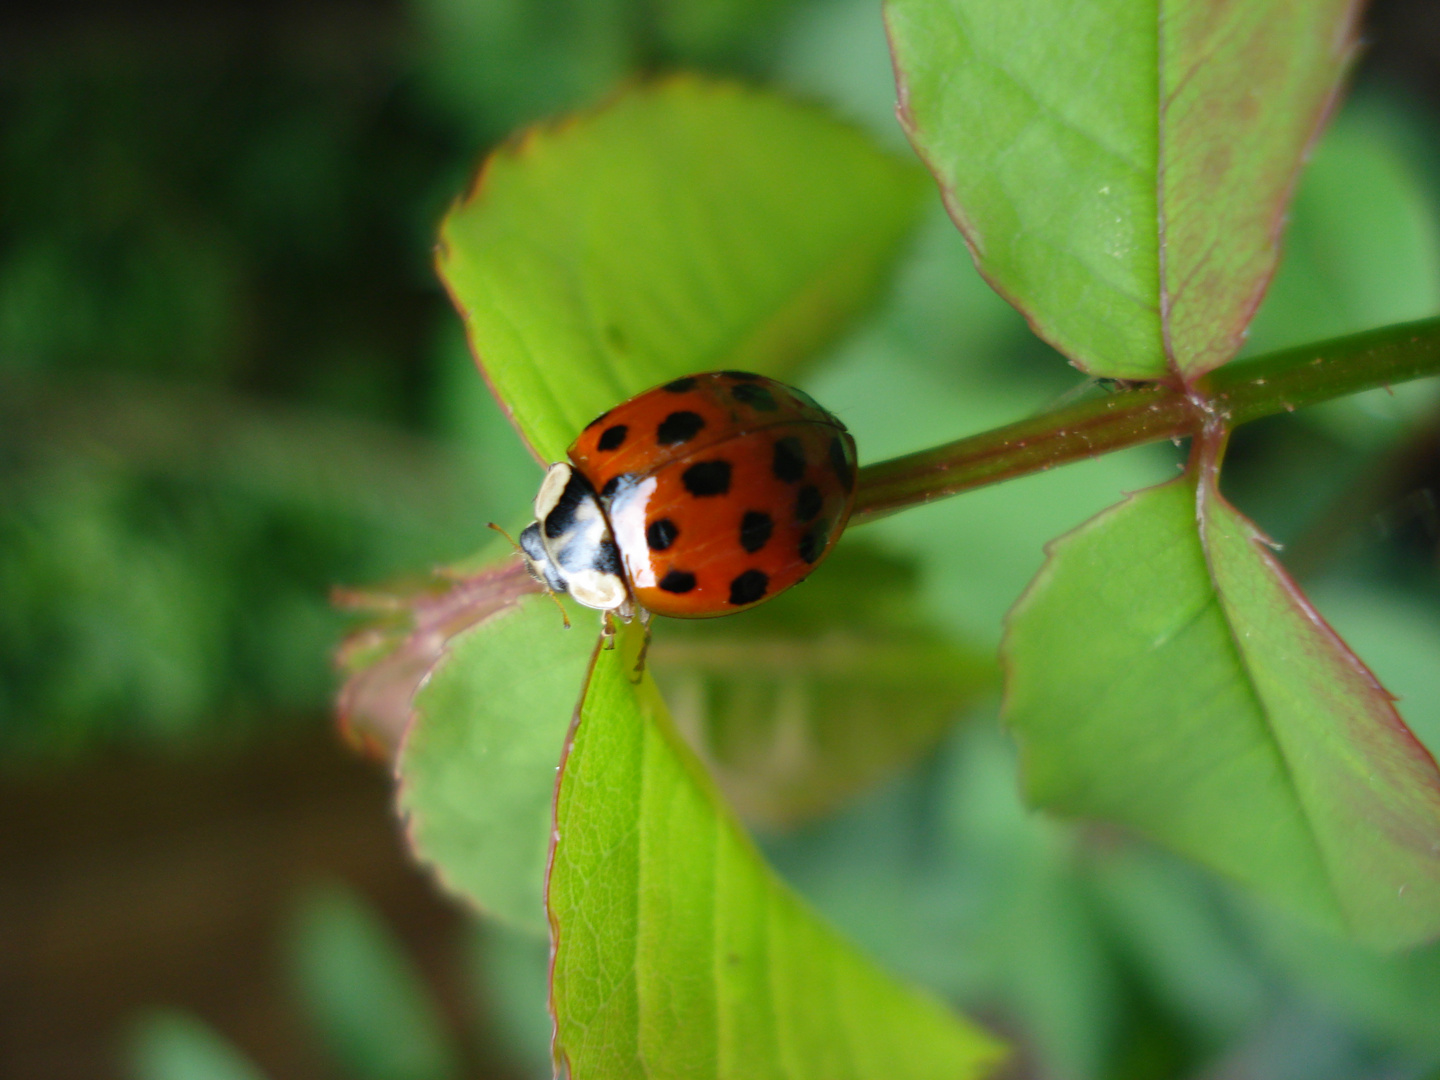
[629,608,654,680]
[601,607,618,649]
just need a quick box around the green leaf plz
[336,555,540,757]
[396,587,595,933]
[548,623,1007,1079]
[652,541,996,825]
[438,76,928,461]
[1307,582,1440,758]
[287,884,462,1080]
[886,0,1358,380]
[1003,473,1440,949]
[125,1010,269,1080]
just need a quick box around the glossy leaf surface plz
[439,76,927,461]
[1004,474,1440,949]
[886,0,1358,380]
[548,624,1006,1079]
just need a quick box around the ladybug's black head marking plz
[542,468,592,539]
[594,536,622,576]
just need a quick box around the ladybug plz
[516,371,857,622]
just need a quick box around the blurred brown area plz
[0,725,473,1080]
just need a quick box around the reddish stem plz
[851,316,1440,526]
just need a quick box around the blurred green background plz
[2,0,1439,1078]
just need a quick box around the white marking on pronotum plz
[564,567,628,610]
[534,462,573,520]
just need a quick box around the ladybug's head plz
[519,462,629,613]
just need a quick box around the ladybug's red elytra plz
[517,371,857,622]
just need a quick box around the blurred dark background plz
[2,1,1439,1078]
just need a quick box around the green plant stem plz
[851,316,1440,526]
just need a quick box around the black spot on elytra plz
[799,520,830,564]
[772,437,805,483]
[664,376,697,393]
[659,569,696,593]
[739,511,773,553]
[731,383,778,412]
[597,424,628,451]
[795,485,822,523]
[682,460,731,497]
[829,436,855,492]
[646,518,679,551]
[721,370,762,381]
[728,569,769,606]
[657,410,705,446]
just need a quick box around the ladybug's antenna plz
[487,521,522,550]
[488,522,572,630]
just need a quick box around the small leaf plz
[1003,472,1440,949]
[397,588,596,932]
[886,0,1358,380]
[335,555,539,757]
[286,884,462,1080]
[548,623,1007,1079]
[438,76,928,461]
[652,541,996,825]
